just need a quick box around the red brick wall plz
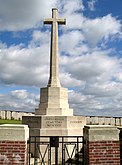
[0,140,27,165]
[84,140,120,165]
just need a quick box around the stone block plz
[98,117,105,125]
[104,117,111,125]
[84,125,120,141]
[35,86,73,116]
[0,124,29,141]
[12,111,19,120]
[22,115,86,134]
[115,117,121,126]
[110,117,115,125]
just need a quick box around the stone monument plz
[35,8,73,116]
[22,8,86,163]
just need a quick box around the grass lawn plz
[0,119,22,124]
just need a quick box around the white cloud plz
[116,73,122,82]
[30,30,50,47]
[0,0,57,31]
[88,0,97,11]
[0,89,39,111]
[83,81,121,97]
[82,14,121,45]
[70,87,122,116]
[59,30,87,56]
[64,13,84,30]
[58,0,84,14]
[63,50,120,81]
[69,90,87,104]
[58,0,85,30]
[0,43,49,86]
[59,72,81,88]
[11,90,28,99]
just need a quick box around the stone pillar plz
[0,124,29,165]
[83,125,120,165]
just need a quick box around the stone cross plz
[44,8,66,87]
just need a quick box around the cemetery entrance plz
[28,136,84,165]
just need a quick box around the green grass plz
[0,119,22,124]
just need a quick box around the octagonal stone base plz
[35,87,73,116]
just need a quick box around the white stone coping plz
[84,125,120,141]
[85,125,117,129]
[0,124,27,127]
[0,124,29,141]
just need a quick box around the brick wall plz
[84,125,120,165]
[0,141,27,165]
[84,141,120,165]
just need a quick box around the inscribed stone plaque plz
[42,116,66,128]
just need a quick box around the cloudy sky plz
[0,0,122,117]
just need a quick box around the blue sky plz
[0,0,122,117]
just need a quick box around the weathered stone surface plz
[84,125,120,141]
[0,124,29,141]
[35,86,73,115]
[0,110,5,119]
[12,111,19,120]
[44,8,66,87]
[86,116,122,126]
[23,115,86,135]
[6,111,12,120]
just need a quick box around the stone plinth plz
[0,124,29,165]
[35,87,73,116]
[83,125,120,165]
[22,115,86,136]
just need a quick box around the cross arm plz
[44,18,66,25]
[58,19,66,25]
[44,18,53,24]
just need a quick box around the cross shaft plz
[44,8,66,87]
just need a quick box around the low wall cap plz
[0,124,28,129]
[0,124,29,141]
[85,125,117,129]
